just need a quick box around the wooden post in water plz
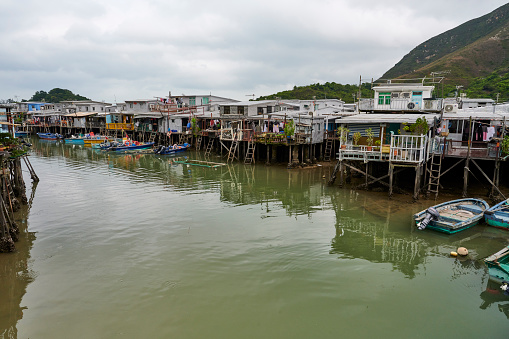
[463,117,473,197]
[339,161,343,188]
[0,154,15,253]
[388,163,394,197]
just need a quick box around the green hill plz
[29,88,89,103]
[381,3,509,100]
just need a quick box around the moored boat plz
[37,132,62,140]
[84,136,109,146]
[154,143,190,155]
[484,199,509,230]
[64,136,86,144]
[484,246,509,284]
[413,198,489,234]
[103,140,154,152]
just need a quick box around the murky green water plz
[1,139,509,338]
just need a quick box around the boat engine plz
[155,145,165,154]
[417,207,440,230]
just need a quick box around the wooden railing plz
[106,123,134,130]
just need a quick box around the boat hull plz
[64,138,85,144]
[37,133,62,140]
[484,199,509,230]
[485,246,509,283]
[413,198,489,234]
[155,143,190,155]
[84,138,108,146]
[107,142,154,152]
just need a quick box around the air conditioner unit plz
[400,92,411,98]
[444,104,458,113]
[424,101,433,109]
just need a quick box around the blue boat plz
[154,143,190,155]
[15,131,29,138]
[484,199,509,230]
[37,132,62,140]
[413,198,489,234]
[103,141,154,152]
[484,246,509,284]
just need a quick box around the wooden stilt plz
[388,163,394,197]
[413,165,420,201]
[339,161,343,188]
[463,117,473,198]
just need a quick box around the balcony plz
[359,98,443,112]
[106,123,134,130]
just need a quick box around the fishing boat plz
[154,143,190,155]
[413,198,489,234]
[83,135,109,147]
[37,132,62,140]
[103,140,154,152]
[15,130,29,138]
[484,245,509,284]
[64,135,86,144]
[484,199,509,230]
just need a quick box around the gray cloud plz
[0,0,507,102]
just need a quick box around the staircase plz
[324,138,333,162]
[427,154,442,198]
[244,141,256,164]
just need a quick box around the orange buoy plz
[450,251,458,257]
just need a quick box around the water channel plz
[1,138,509,338]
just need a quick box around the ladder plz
[427,154,442,198]
[148,132,157,144]
[227,140,239,163]
[196,135,202,150]
[244,141,256,164]
[324,138,333,162]
[328,158,342,186]
[178,133,186,145]
[204,138,214,157]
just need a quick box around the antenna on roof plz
[246,94,255,100]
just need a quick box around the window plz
[448,120,461,134]
[378,92,391,105]
[267,106,272,114]
[203,97,209,105]
[189,97,196,106]
[257,107,264,115]
[223,106,230,114]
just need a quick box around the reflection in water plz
[480,278,509,319]
[0,182,37,338]
[3,138,509,337]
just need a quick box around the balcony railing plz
[389,135,428,163]
[429,137,502,159]
[359,98,443,112]
[106,123,134,130]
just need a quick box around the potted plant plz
[365,128,374,151]
[374,139,381,150]
[284,119,295,139]
[337,126,349,148]
[501,135,509,156]
[353,132,361,148]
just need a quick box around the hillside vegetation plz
[29,88,89,103]
[258,4,509,103]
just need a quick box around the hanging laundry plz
[486,126,495,140]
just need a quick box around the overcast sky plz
[1,0,507,103]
